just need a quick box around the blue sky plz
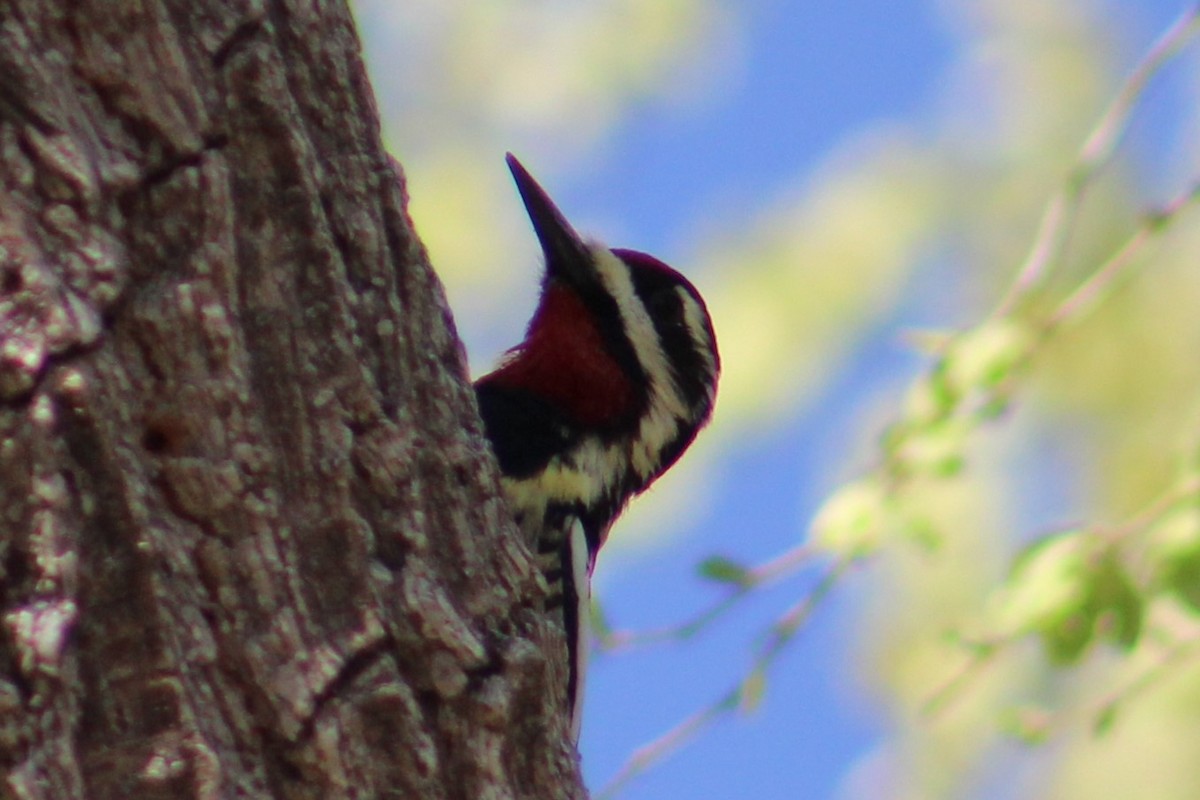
[579,0,954,254]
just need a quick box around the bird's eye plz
[648,289,684,326]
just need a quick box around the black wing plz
[475,382,579,478]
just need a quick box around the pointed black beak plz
[506,153,595,289]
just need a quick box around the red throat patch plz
[485,284,636,428]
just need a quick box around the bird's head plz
[479,154,719,486]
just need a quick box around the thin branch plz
[598,543,816,652]
[992,4,1200,317]
[753,541,820,584]
[1102,471,1200,544]
[920,639,1004,718]
[1090,629,1200,734]
[595,560,848,800]
[1048,179,1200,327]
[594,697,737,800]
[754,559,848,665]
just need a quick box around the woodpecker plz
[475,154,719,740]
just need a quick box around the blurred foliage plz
[357,1,1200,798]
[355,0,735,326]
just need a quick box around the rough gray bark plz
[0,1,584,798]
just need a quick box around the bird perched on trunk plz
[475,154,719,740]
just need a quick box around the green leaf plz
[896,418,968,478]
[1094,702,1119,736]
[810,479,890,559]
[1090,550,1143,650]
[990,531,1090,638]
[1039,609,1096,665]
[1000,704,1052,744]
[990,531,1145,664]
[896,512,943,552]
[945,318,1033,393]
[902,368,959,425]
[739,668,767,713]
[1145,506,1200,611]
[697,555,753,587]
[1165,550,1200,611]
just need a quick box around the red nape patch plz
[484,284,636,427]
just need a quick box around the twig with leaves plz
[993,4,1200,318]
[596,7,1200,796]
[595,544,817,651]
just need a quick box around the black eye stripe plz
[626,262,697,315]
[648,287,685,324]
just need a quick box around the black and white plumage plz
[475,154,719,740]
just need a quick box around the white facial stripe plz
[679,288,718,406]
[589,245,689,415]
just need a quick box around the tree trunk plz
[0,1,583,797]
